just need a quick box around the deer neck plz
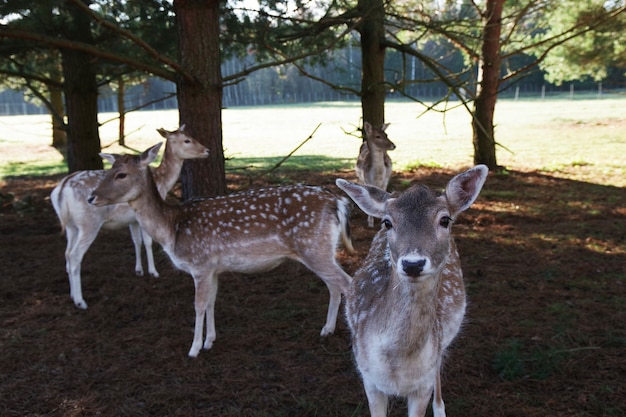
[367,144,389,180]
[389,268,440,350]
[127,169,177,251]
[367,143,387,165]
[151,144,181,199]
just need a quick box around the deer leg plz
[64,224,82,306]
[66,223,101,309]
[189,272,218,357]
[363,380,388,417]
[320,279,342,337]
[408,386,434,417]
[129,222,145,277]
[301,257,352,337]
[432,365,446,417]
[203,273,219,350]
[140,227,159,278]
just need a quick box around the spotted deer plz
[50,126,209,309]
[88,143,354,357]
[355,121,396,227]
[336,165,488,417]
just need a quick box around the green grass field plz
[0,97,624,186]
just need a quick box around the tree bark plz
[472,0,504,170]
[358,0,386,132]
[174,0,226,199]
[61,0,102,172]
[49,83,67,154]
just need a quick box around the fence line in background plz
[1,83,623,116]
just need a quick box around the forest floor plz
[0,165,624,417]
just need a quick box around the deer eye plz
[115,173,127,180]
[439,216,452,228]
[382,218,393,230]
[184,139,191,143]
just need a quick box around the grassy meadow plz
[0,97,624,186]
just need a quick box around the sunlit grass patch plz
[1,98,625,187]
[226,154,353,174]
[1,160,66,178]
[401,159,444,171]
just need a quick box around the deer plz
[355,121,396,228]
[50,126,209,310]
[87,143,354,358]
[335,164,488,417]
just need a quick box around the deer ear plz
[363,121,373,137]
[99,153,118,165]
[381,123,390,131]
[139,142,163,167]
[336,179,389,219]
[178,124,186,132]
[445,165,488,216]
[157,128,168,138]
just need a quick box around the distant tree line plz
[3,50,624,116]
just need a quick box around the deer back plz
[167,185,350,273]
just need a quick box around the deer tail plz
[337,196,355,253]
[50,172,80,235]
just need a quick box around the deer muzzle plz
[398,255,433,279]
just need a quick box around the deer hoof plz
[320,325,335,337]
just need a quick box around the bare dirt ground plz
[0,166,624,417]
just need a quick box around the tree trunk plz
[358,0,386,134]
[174,0,226,199]
[49,83,67,154]
[472,0,504,170]
[61,0,102,172]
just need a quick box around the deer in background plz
[50,126,209,310]
[355,121,396,227]
[336,165,488,417]
[88,143,354,358]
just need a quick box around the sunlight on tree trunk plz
[50,84,66,155]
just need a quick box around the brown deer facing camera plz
[336,165,488,417]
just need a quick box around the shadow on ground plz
[0,166,624,416]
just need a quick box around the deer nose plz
[402,259,426,277]
[87,195,96,204]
